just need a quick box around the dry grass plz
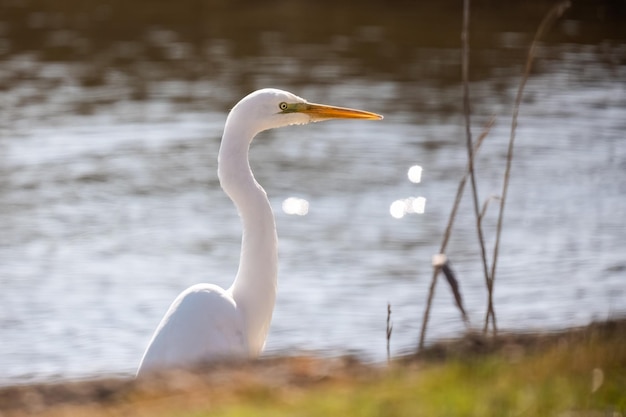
[1,318,624,417]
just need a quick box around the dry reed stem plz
[486,0,572,332]
[440,262,469,324]
[386,303,393,364]
[479,195,501,221]
[418,117,494,351]
[460,0,497,335]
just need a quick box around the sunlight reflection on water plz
[282,197,310,216]
[407,165,423,184]
[390,196,427,219]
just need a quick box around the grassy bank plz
[1,319,624,417]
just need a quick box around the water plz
[0,1,625,384]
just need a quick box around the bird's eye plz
[279,102,288,111]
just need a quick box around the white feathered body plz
[136,89,380,377]
[137,284,248,373]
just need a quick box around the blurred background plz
[0,0,624,384]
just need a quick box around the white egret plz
[136,88,382,376]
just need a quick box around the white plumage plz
[137,88,382,377]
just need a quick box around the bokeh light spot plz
[390,196,427,219]
[408,165,423,184]
[282,197,309,216]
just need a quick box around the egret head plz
[226,88,383,139]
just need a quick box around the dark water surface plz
[0,0,625,383]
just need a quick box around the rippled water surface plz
[0,1,625,384]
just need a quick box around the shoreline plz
[3,316,620,388]
[1,317,623,415]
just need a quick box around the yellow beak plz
[296,102,383,121]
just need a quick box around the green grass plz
[185,326,625,417]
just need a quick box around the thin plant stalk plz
[461,0,496,334]
[386,303,393,364]
[418,118,494,351]
[486,0,571,331]
[480,195,501,222]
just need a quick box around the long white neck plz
[218,122,278,356]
